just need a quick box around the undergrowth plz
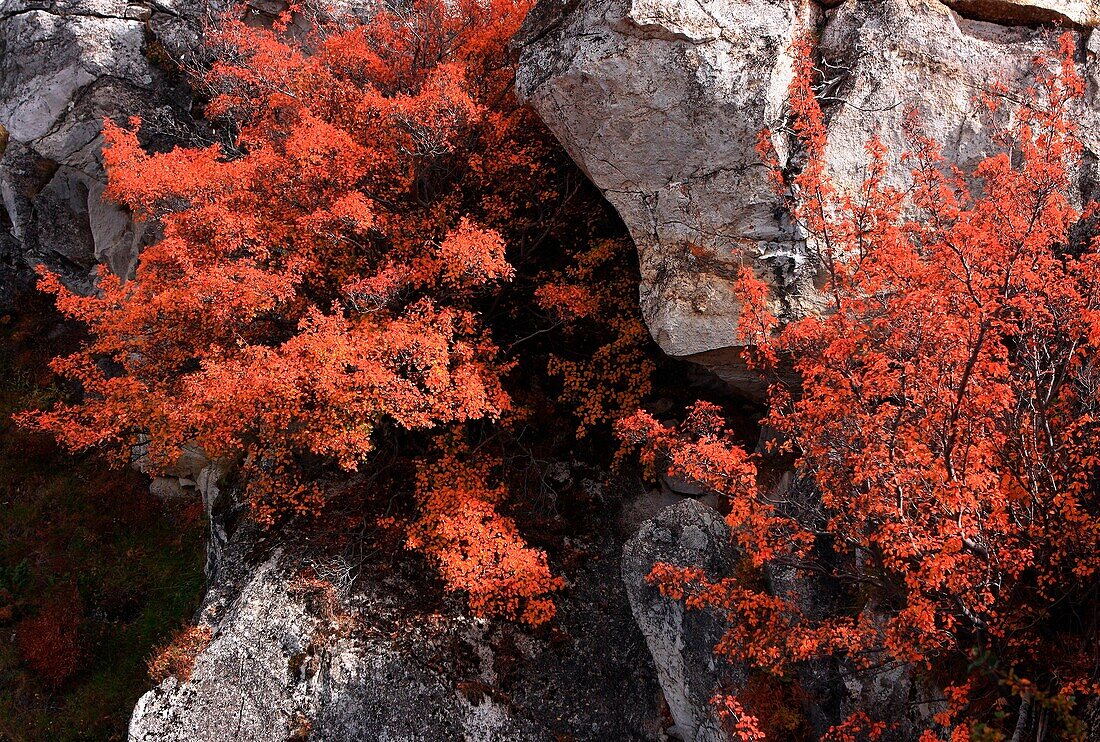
[0,302,205,742]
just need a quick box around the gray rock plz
[620,487,683,535]
[517,0,820,395]
[149,476,188,500]
[129,473,663,741]
[194,461,236,581]
[817,0,1099,198]
[517,0,1100,395]
[129,556,546,742]
[0,0,209,288]
[660,473,710,498]
[945,0,1099,25]
[622,499,741,742]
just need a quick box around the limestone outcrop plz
[516,0,1100,394]
[0,0,208,288]
[128,472,663,741]
[129,556,549,742]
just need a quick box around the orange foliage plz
[712,694,767,741]
[822,711,888,742]
[536,238,655,437]
[148,624,213,683]
[409,442,564,625]
[621,34,1100,735]
[20,0,571,621]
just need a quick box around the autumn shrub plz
[148,623,213,682]
[536,238,656,438]
[16,585,83,688]
[410,442,565,625]
[620,35,1100,738]
[17,0,632,625]
[23,0,529,521]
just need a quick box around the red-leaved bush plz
[621,34,1100,738]
[19,0,572,624]
[16,585,83,688]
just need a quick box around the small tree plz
[21,0,567,623]
[621,35,1100,738]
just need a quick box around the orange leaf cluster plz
[712,694,767,741]
[537,238,656,437]
[622,34,1100,736]
[409,442,564,625]
[21,0,532,503]
[20,0,572,621]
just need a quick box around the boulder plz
[517,0,821,395]
[517,0,1100,395]
[622,499,741,742]
[130,476,663,741]
[0,0,171,286]
[149,477,188,500]
[129,557,546,742]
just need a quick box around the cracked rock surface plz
[516,0,1100,395]
[622,499,740,742]
[0,0,218,291]
[128,556,550,742]
[129,475,663,741]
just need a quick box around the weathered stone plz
[622,499,741,742]
[0,0,196,286]
[27,166,98,272]
[660,472,710,498]
[620,487,682,534]
[88,179,147,277]
[517,0,1100,395]
[817,0,1098,194]
[149,477,188,500]
[517,0,821,396]
[945,0,1100,26]
[129,557,547,742]
[195,462,235,581]
[129,469,663,741]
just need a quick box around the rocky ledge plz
[128,470,669,741]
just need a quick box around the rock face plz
[517,0,821,395]
[129,556,547,742]
[622,499,741,742]
[516,0,1100,394]
[129,474,663,741]
[0,0,201,289]
[945,0,1099,25]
